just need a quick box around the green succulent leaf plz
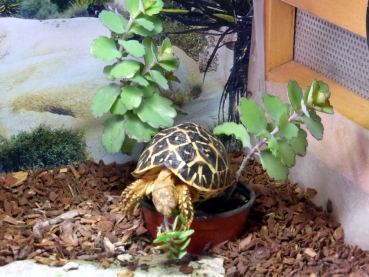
[274,138,296,167]
[301,96,311,118]
[289,128,308,156]
[169,247,180,253]
[131,14,162,36]
[278,113,299,140]
[166,72,180,83]
[142,38,156,66]
[102,115,125,154]
[213,122,251,149]
[313,103,334,114]
[144,0,164,15]
[266,122,277,132]
[260,149,289,180]
[126,0,139,15]
[179,238,191,250]
[154,242,171,249]
[268,135,279,156]
[150,69,168,89]
[90,36,121,61]
[110,97,127,115]
[121,135,137,155]
[239,98,267,134]
[310,110,322,122]
[311,81,334,114]
[178,230,195,239]
[110,60,141,79]
[118,40,145,58]
[135,17,155,31]
[103,65,116,81]
[302,114,324,140]
[160,37,172,55]
[121,85,143,110]
[131,72,150,86]
[256,130,279,156]
[139,82,156,97]
[177,251,187,259]
[91,84,122,118]
[103,64,113,74]
[287,80,303,111]
[262,93,288,121]
[144,73,154,82]
[99,11,127,34]
[305,80,319,106]
[134,93,176,128]
[123,112,158,142]
[159,54,180,71]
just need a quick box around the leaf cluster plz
[0,125,87,173]
[153,215,194,259]
[90,0,181,155]
[214,80,334,181]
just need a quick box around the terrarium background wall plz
[0,15,233,166]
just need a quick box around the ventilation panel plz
[294,9,369,100]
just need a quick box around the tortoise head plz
[152,168,179,218]
[152,183,178,217]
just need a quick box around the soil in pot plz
[140,181,256,255]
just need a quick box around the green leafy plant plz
[0,125,87,173]
[0,0,20,17]
[214,80,334,181]
[90,0,181,155]
[154,215,194,259]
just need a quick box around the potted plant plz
[141,181,256,257]
[142,79,333,258]
[90,0,181,155]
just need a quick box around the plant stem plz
[235,110,303,181]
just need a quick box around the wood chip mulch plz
[0,152,369,277]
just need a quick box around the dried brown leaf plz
[239,233,253,251]
[179,265,193,274]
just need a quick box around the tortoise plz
[120,122,234,230]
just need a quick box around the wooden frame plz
[264,0,369,129]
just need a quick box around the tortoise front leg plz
[177,184,194,230]
[121,178,152,216]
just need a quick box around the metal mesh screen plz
[294,9,369,100]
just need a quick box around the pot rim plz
[140,181,256,220]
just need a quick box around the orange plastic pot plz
[140,182,255,255]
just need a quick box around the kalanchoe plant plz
[154,215,194,259]
[214,80,334,181]
[90,0,180,155]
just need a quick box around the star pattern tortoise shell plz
[133,122,234,201]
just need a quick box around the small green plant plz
[154,215,194,259]
[0,125,87,173]
[0,0,19,17]
[214,79,334,181]
[90,0,181,155]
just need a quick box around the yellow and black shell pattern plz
[133,122,234,200]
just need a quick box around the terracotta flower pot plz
[140,181,256,255]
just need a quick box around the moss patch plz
[0,125,88,173]
[154,14,210,71]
